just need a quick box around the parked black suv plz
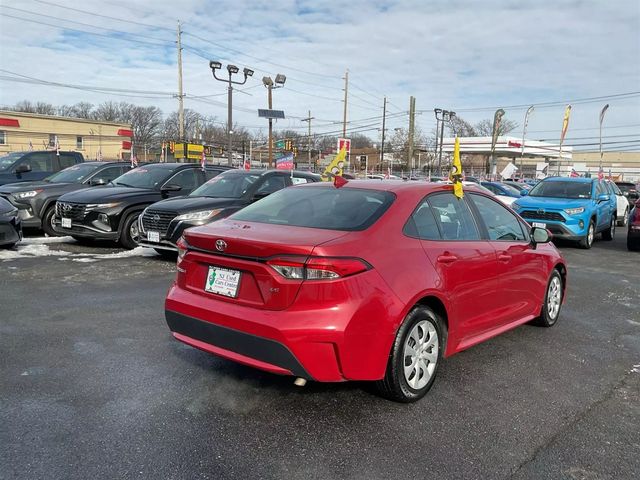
[138,169,321,253]
[0,151,84,186]
[0,196,21,248]
[52,163,230,248]
[0,161,131,235]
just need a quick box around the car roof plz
[299,179,489,195]
[219,169,320,178]
[542,176,593,183]
[83,161,129,166]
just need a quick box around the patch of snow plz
[21,236,75,245]
[0,244,71,261]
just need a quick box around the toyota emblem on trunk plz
[215,239,227,252]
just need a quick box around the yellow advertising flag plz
[560,104,572,144]
[450,137,463,199]
[321,147,347,182]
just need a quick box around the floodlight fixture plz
[209,60,222,70]
[274,74,286,85]
[262,76,273,86]
[227,64,239,74]
[243,68,254,77]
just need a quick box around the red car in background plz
[165,181,567,402]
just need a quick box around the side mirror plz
[597,193,610,202]
[89,178,107,186]
[531,226,551,248]
[15,164,31,174]
[161,184,182,196]
[520,189,528,196]
[252,191,270,201]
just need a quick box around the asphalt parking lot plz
[1,232,638,480]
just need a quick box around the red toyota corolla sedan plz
[165,181,567,402]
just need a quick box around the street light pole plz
[209,61,254,167]
[262,74,286,168]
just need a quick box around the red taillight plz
[176,237,188,261]
[267,256,370,280]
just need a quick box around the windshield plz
[500,183,524,195]
[191,171,260,198]
[45,164,99,183]
[0,152,23,171]
[112,166,172,189]
[529,181,592,199]
[231,186,395,231]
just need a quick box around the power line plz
[0,5,172,44]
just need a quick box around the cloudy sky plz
[1,0,639,151]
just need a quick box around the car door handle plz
[437,254,458,264]
[498,253,512,262]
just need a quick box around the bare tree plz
[350,133,373,149]
[92,101,122,122]
[447,116,477,136]
[474,118,518,136]
[9,100,56,115]
[69,102,94,119]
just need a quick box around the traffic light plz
[293,147,298,157]
[285,139,293,151]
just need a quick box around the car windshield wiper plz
[114,182,136,188]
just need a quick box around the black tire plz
[1,242,17,249]
[375,306,445,403]
[530,269,563,327]
[602,215,615,241]
[154,248,178,260]
[578,220,595,249]
[119,212,142,250]
[628,234,640,252]
[71,236,94,246]
[41,205,60,237]
[617,208,628,227]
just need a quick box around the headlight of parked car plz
[86,202,121,210]
[13,190,42,199]
[175,209,223,221]
[564,207,585,215]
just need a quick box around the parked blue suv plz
[512,177,617,249]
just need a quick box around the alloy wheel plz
[547,276,562,320]
[403,320,438,390]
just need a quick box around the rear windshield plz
[230,186,395,231]
[191,171,261,198]
[45,164,98,183]
[529,180,592,199]
[0,152,23,171]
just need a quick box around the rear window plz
[230,186,395,231]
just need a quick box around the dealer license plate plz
[205,266,241,298]
[147,231,160,243]
[61,218,71,228]
[532,222,546,229]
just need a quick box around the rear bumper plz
[165,277,399,382]
[166,310,311,378]
[0,218,22,246]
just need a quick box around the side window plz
[92,166,124,183]
[255,175,287,195]
[292,175,312,185]
[22,153,53,172]
[0,131,6,145]
[165,169,199,192]
[595,181,605,196]
[58,153,77,169]
[428,193,480,241]
[483,184,499,194]
[205,169,226,181]
[470,194,526,241]
[404,199,441,240]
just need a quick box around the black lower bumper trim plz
[165,310,311,379]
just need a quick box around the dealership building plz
[0,110,132,160]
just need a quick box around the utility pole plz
[407,96,416,174]
[380,96,387,171]
[301,111,314,171]
[267,83,273,167]
[176,21,185,142]
[342,70,349,138]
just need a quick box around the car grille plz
[520,210,565,223]
[141,209,177,236]
[56,202,86,220]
